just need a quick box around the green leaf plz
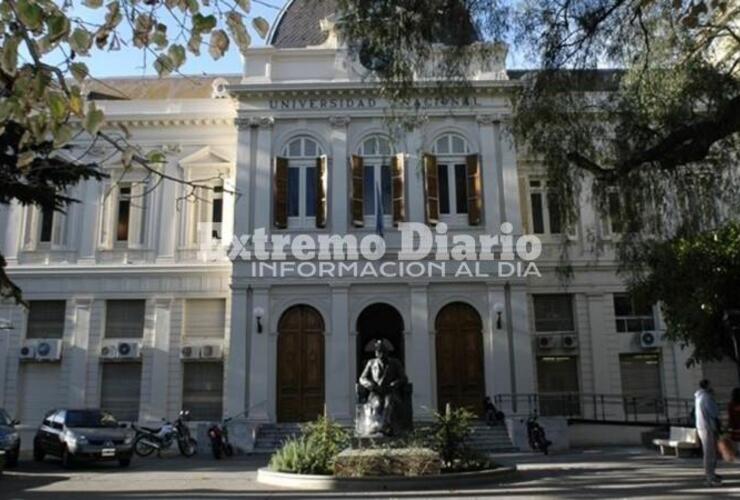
[83,102,105,135]
[69,28,93,56]
[18,151,35,169]
[208,29,229,60]
[17,0,43,31]
[154,54,174,76]
[252,17,269,39]
[70,62,89,83]
[227,12,250,55]
[1,36,19,76]
[152,24,168,50]
[168,44,186,69]
[146,149,167,164]
[187,33,202,56]
[53,124,75,148]
[236,0,250,13]
[192,13,217,34]
[46,92,67,122]
[83,0,104,8]
[46,14,71,44]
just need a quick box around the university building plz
[0,0,735,444]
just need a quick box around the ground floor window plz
[536,356,580,416]
[619,353,663,414]
[183,362,223,421]
[100,362,142,421]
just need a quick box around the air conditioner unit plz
[561,334,579,349]
[100,342,118,359]
[181,345,200,360]
[200,344,223,360]
[640,331,662,349]
[117,341,141,359]
[35,339,63,361]
[19,342,36,360]
[537,335,557,350]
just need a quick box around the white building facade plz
[1,0,735,442]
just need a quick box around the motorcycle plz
[207,416,234,459]
[133,410,197,457]
[526,413,551,455]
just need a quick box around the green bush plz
[269,416,349,475]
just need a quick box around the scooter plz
[526,413,552,455]
[133,410,197,457]
[207,416,234,459]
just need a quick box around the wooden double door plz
[435,302,486,416]
[276,305,325,422]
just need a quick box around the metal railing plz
[492,392,695,425]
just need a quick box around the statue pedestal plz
[350,435,395,449]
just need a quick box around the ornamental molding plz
[328,115,351,128]
[235,116,275,129]
[105,117,234,129]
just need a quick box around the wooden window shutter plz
[466,154,483,226]
[315,155,328,228]
[423,153,439,225]
[518,175,531,233]
[274,157,289,229]
[391,153,405,225]
[351,155,364,227]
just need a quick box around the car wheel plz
[118,458,131,468]
[33,442,45,462]
[61,447,75,469]
[6,448,19,468]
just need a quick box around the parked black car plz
[33,409,135,468]
[0,408,20,467]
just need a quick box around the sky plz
[73,0,285,78]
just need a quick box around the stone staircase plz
[253,423,303,453]
[253,422,517,454]
[465,424,518,453]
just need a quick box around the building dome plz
[269,0,339,48]
[269,0,480,49]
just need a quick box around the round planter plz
[257,466,518,491]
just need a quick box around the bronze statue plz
[357,339,411,436]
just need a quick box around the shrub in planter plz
[334,447,441,477]
[269,416,349,475]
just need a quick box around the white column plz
[3,201,23,264]
[326,284,352,421]
[77,180,100,264]
[0,304,13,411]
[234,118,254,236]
[404,123,426,223]
[509,285,535,404]
[66,298,93,407]
[495,117,523,233]
[409,284,434,418]
[155,161,179,263]
[144,298,172,421]
[253,117,274,233]
[487,285,512,410]
[225,289,248,417]
[478,116,502,232]
[247,286,270,422]
[329,116,350,234]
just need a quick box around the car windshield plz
[0,409,11,425]
[65,410,118,428]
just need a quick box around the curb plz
[257,466,518,491]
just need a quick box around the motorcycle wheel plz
[178,437,197,457]
[211,441,222,459]
[224,444,234,457]
[134,435,156,457]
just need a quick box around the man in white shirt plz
[695,379,722,487]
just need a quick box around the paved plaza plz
[0,447,738,499]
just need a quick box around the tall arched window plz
[276,136,327,229]
[425,133,481,226]
[351,135,404,229]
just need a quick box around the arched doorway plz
[435,302,485,415]
[277,305,325,422]
[356,303,405,378]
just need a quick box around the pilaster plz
[326,284,352,421]
[408,284,434,418]
[329,116,350,233]
[66,298,93,407]
[247,286,271,422]
[225,289,248,417]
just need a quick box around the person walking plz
[728,387,740,443]
[695,379,722,487]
